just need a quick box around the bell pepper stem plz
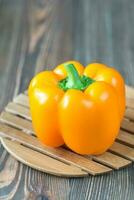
[58,63,95,91]
[64,64,83,89]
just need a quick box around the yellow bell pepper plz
[28,61,125,155]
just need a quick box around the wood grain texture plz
[1,0,134,199]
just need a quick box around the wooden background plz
[0,0,134,199]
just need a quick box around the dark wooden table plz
[0,0,134,199]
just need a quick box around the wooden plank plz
[1,138,87,177]
[126,98,134,109]
[92,152,131,169]
[126,85,134,99]
[109,142,134,161]
[117,130,134,147]
[14,94,29,107]
[0,111,33,134]
[0,123,111,175]
[125,108,134,121]
[121,119,134,133]
[6,102,31,120]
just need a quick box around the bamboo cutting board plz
[0,86,134,177]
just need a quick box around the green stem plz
[58,63,95,91]
[64,64,83,89]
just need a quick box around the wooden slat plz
[1,138,87,177]
[14,94,29,107]
[0,123,111,175]
[109,142,134,161]
[117,130,134,147]
[121,119,134,133]
[0,111,33,134]
[126,98,134,109]
[6,102,31,120]
[126,85,134,99]
[92,152,131,169]
[125,108,134,121]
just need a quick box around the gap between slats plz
[6,102,31,120]
[92,151,131,169]
[109,142,134,161]
[0,111,33,134]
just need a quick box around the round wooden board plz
[0,85,134,177]
[0,137,87,177]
